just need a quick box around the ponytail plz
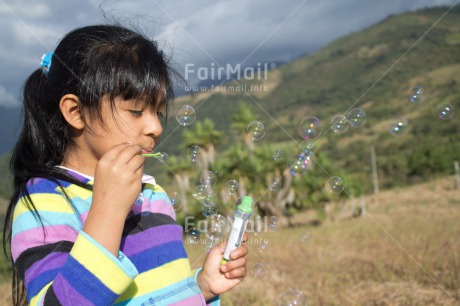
[3,68,89,306]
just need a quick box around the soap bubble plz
[251,263,267,278]
[247,121,265,141]
[278,289,307,306]
[268,177,282,192]
[185,228,201,244]
[202,205,218,217]
[200,171,217,187]
[225,180,239,196]
[268,216,282,232]
[176,105,196,126]
[347,108,366,128]
[288,152,314,176]
[408,85,424,104]
[169,192,182,211]
[298,116,321,140]
[300,231,312,243]
[204,238,217,252]
[327,176,344,194]
[192,185,216,207]
[205,214,227,240]
[201,190,218,207]
[257,239,270,253]
[254,215,263,235]
[299,141,315,153]
[192,185,208,202]
[188,145,202,163]
[158,152,169,163]
[330,115,349,133]
[272,148,285,161]
[389,116,408,136]
[438,103,454,120]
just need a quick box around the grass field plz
[186,176,460,305]
[0,176,459,305]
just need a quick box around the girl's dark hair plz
[2,24,176,305]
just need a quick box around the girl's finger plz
[128,154,145,172]
[221,257,247,272]
[116,144,143,163]
[230,244,249,259]
[224,267,247,279]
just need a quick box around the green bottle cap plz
[237,196,253,213]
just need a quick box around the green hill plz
[158,5,460,191]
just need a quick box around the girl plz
[2,24,248,305]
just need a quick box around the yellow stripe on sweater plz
[60,184,92,201]
[71,234,134,295]
[116,258,192,302]
[13,194,74,220]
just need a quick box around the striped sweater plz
[11,169,220,305]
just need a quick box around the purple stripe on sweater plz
[65,170,91,183]
[52,274,94,306]
[120,224,182,257]
[169,294,206,306]
[24,252,68,286]
[12,225,78,261]
[26,178,44,187]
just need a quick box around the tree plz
[165,155,193,213]
[182,118,224,173]
[231,102,257,159]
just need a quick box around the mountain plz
[161,5,460,190]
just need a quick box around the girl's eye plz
[129,110,143,117]
[157,111,164,119]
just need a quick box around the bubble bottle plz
[222,196,253,263]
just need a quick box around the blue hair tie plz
[40,51,54,74]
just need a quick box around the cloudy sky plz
[0,0,457,107]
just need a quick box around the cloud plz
[0,0,457,106]
[0,1,50,19]
[155,0,458,68]
[0,85,19,107]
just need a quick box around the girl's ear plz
[59,94,85,130]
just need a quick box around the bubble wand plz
[142,152,164,158]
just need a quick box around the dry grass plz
[0,177,458,305]
[187,176,460,305]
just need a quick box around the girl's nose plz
[145,111,163,137]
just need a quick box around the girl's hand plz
[196,234,249,301]
[92,143,144,217]
[83,143,144,256]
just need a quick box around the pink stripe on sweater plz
[145,199,175,219]
[169,294,206,306]
[12,225,78,261]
